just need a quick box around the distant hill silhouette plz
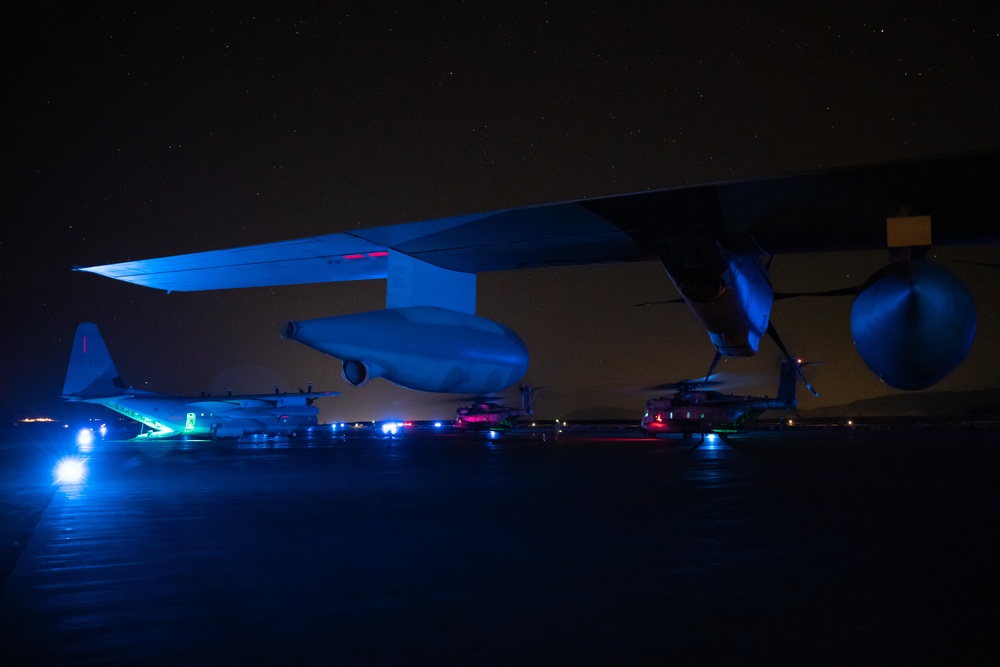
[798,388,1000,419]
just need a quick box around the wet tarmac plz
[1,427,998,664]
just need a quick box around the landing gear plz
[682,421,708,442]
[683,426,714,455]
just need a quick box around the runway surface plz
[1,427,998,664]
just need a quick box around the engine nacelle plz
[340,359,387,387]
[282,306,529,394]
[669,255,773,357]
[341,360,368,387]
[850,260,976,390]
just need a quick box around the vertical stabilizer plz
[777,359,798,407]
[62,323,127,399]
[519,385,535,415]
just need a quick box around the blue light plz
[706,433,718,443]
[381,421,400,435]
[76,428,95,453]
[54,456,88,485]
[434,422,443,428]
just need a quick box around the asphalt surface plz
[1,426,998,665]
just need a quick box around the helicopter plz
[641,358,807,439]
[453,385,539,432]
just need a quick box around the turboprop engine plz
[281,306,529,394]
[850,260,975,390]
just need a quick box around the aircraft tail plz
[62,323,128,400]
[520,384,540,415]
[776,358,799,407]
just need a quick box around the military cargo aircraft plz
[62,323,339,439]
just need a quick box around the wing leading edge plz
[76,232,392,292]
[76,202,648,293]
[77,151,1000,294]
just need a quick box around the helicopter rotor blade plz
[648,376,725,392]
[439,394,504,404]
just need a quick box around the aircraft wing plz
[77,233,393,292]
[77,205,650,292]
[76,151,1000,293]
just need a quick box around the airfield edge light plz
[54,456,88,485]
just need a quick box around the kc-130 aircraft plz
[77,152,1000,395]
[63,323,339,439]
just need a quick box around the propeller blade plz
[701,351,722,388]
[635,297,686,307]
[772,287,859,300]
[642,285,856,304]
[766,321,819,397]
[952,259,1000,269]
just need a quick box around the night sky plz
[5,2,1000,425]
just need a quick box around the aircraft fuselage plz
[642,393,792,435]
[87,393,321,439]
